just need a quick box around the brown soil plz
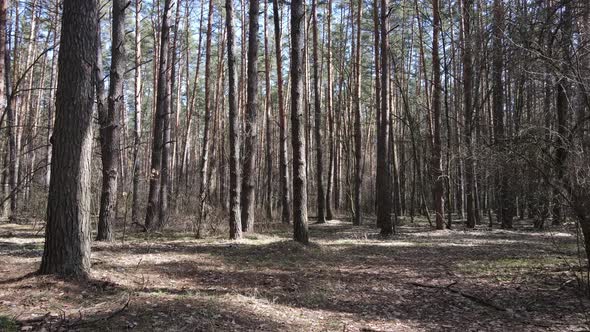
[1,218,589,331]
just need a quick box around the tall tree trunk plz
[241,0,260,232]
[39,0,98,278]
[376,0,393,235]
[311,0,325,224]
[462,0,476,228]
[145,0,172,231]
[431,0,444,230]
[97,0,126,241]
[552,0,573,226]
[325,0,335,221]
[272,0,291,224]
[131,0,143,226]
[264,0,273,220]
[0,0,8,219]
[492,0,512,229]
[226,0,242,240]
[4,13,16,221]
[196,0,215,237]
[291,0,309,244]
[160,0,181,228]
[353,0,362,226]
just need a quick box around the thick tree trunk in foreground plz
[272,0,292,224]
[241,0,260,232]
[39,0,98,278]
[291,0,309,244]
[226,0,242,240]
[97,0,126,241]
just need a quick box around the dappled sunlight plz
[1,221,589,331]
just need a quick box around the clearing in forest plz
[0,219,588,331]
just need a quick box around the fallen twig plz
[65,293,131,328]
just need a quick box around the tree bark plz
[431,0,444,230]
[272,0,291,224]
[226,0,242,240]
[145,0,172,231]
[291,0,309,244]
[311,0,326,224]
[196,0,215,237]
[462,0,476,228]
[131,0,143,226]
[377,0,393,235]
[97,0,126,241]
[39,0,98,278]
[353,0,363,226]
[241,0,260,232]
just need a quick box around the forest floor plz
[1,217,589,331]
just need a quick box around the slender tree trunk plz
[325,0,335,221]
[131,0,143,226]
[226,0,241,240]
[241,0,260,232]
[431,0,444,230]
[97,0,126,241]
[353,0,363,226]
[377,0,393,235]
[0,0,9,219]
[160,0,181,228]
[196,0,215,237]
[39,0,98,278]
[492,0,512,229]
[264,0,273,220]
[145,0,172,231]
[291,0,309,244]
[462,0,476,228]
[311,0,325,224]
[272,0,291,224]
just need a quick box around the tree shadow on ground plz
[2,221,589,331]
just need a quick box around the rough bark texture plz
[226,0,242,240]
[291,0,309,244]
[241,0,260,232]
[39,0,98,278]
[272,0,292,224]
[97,0,126,241]
[145,0,172,231]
